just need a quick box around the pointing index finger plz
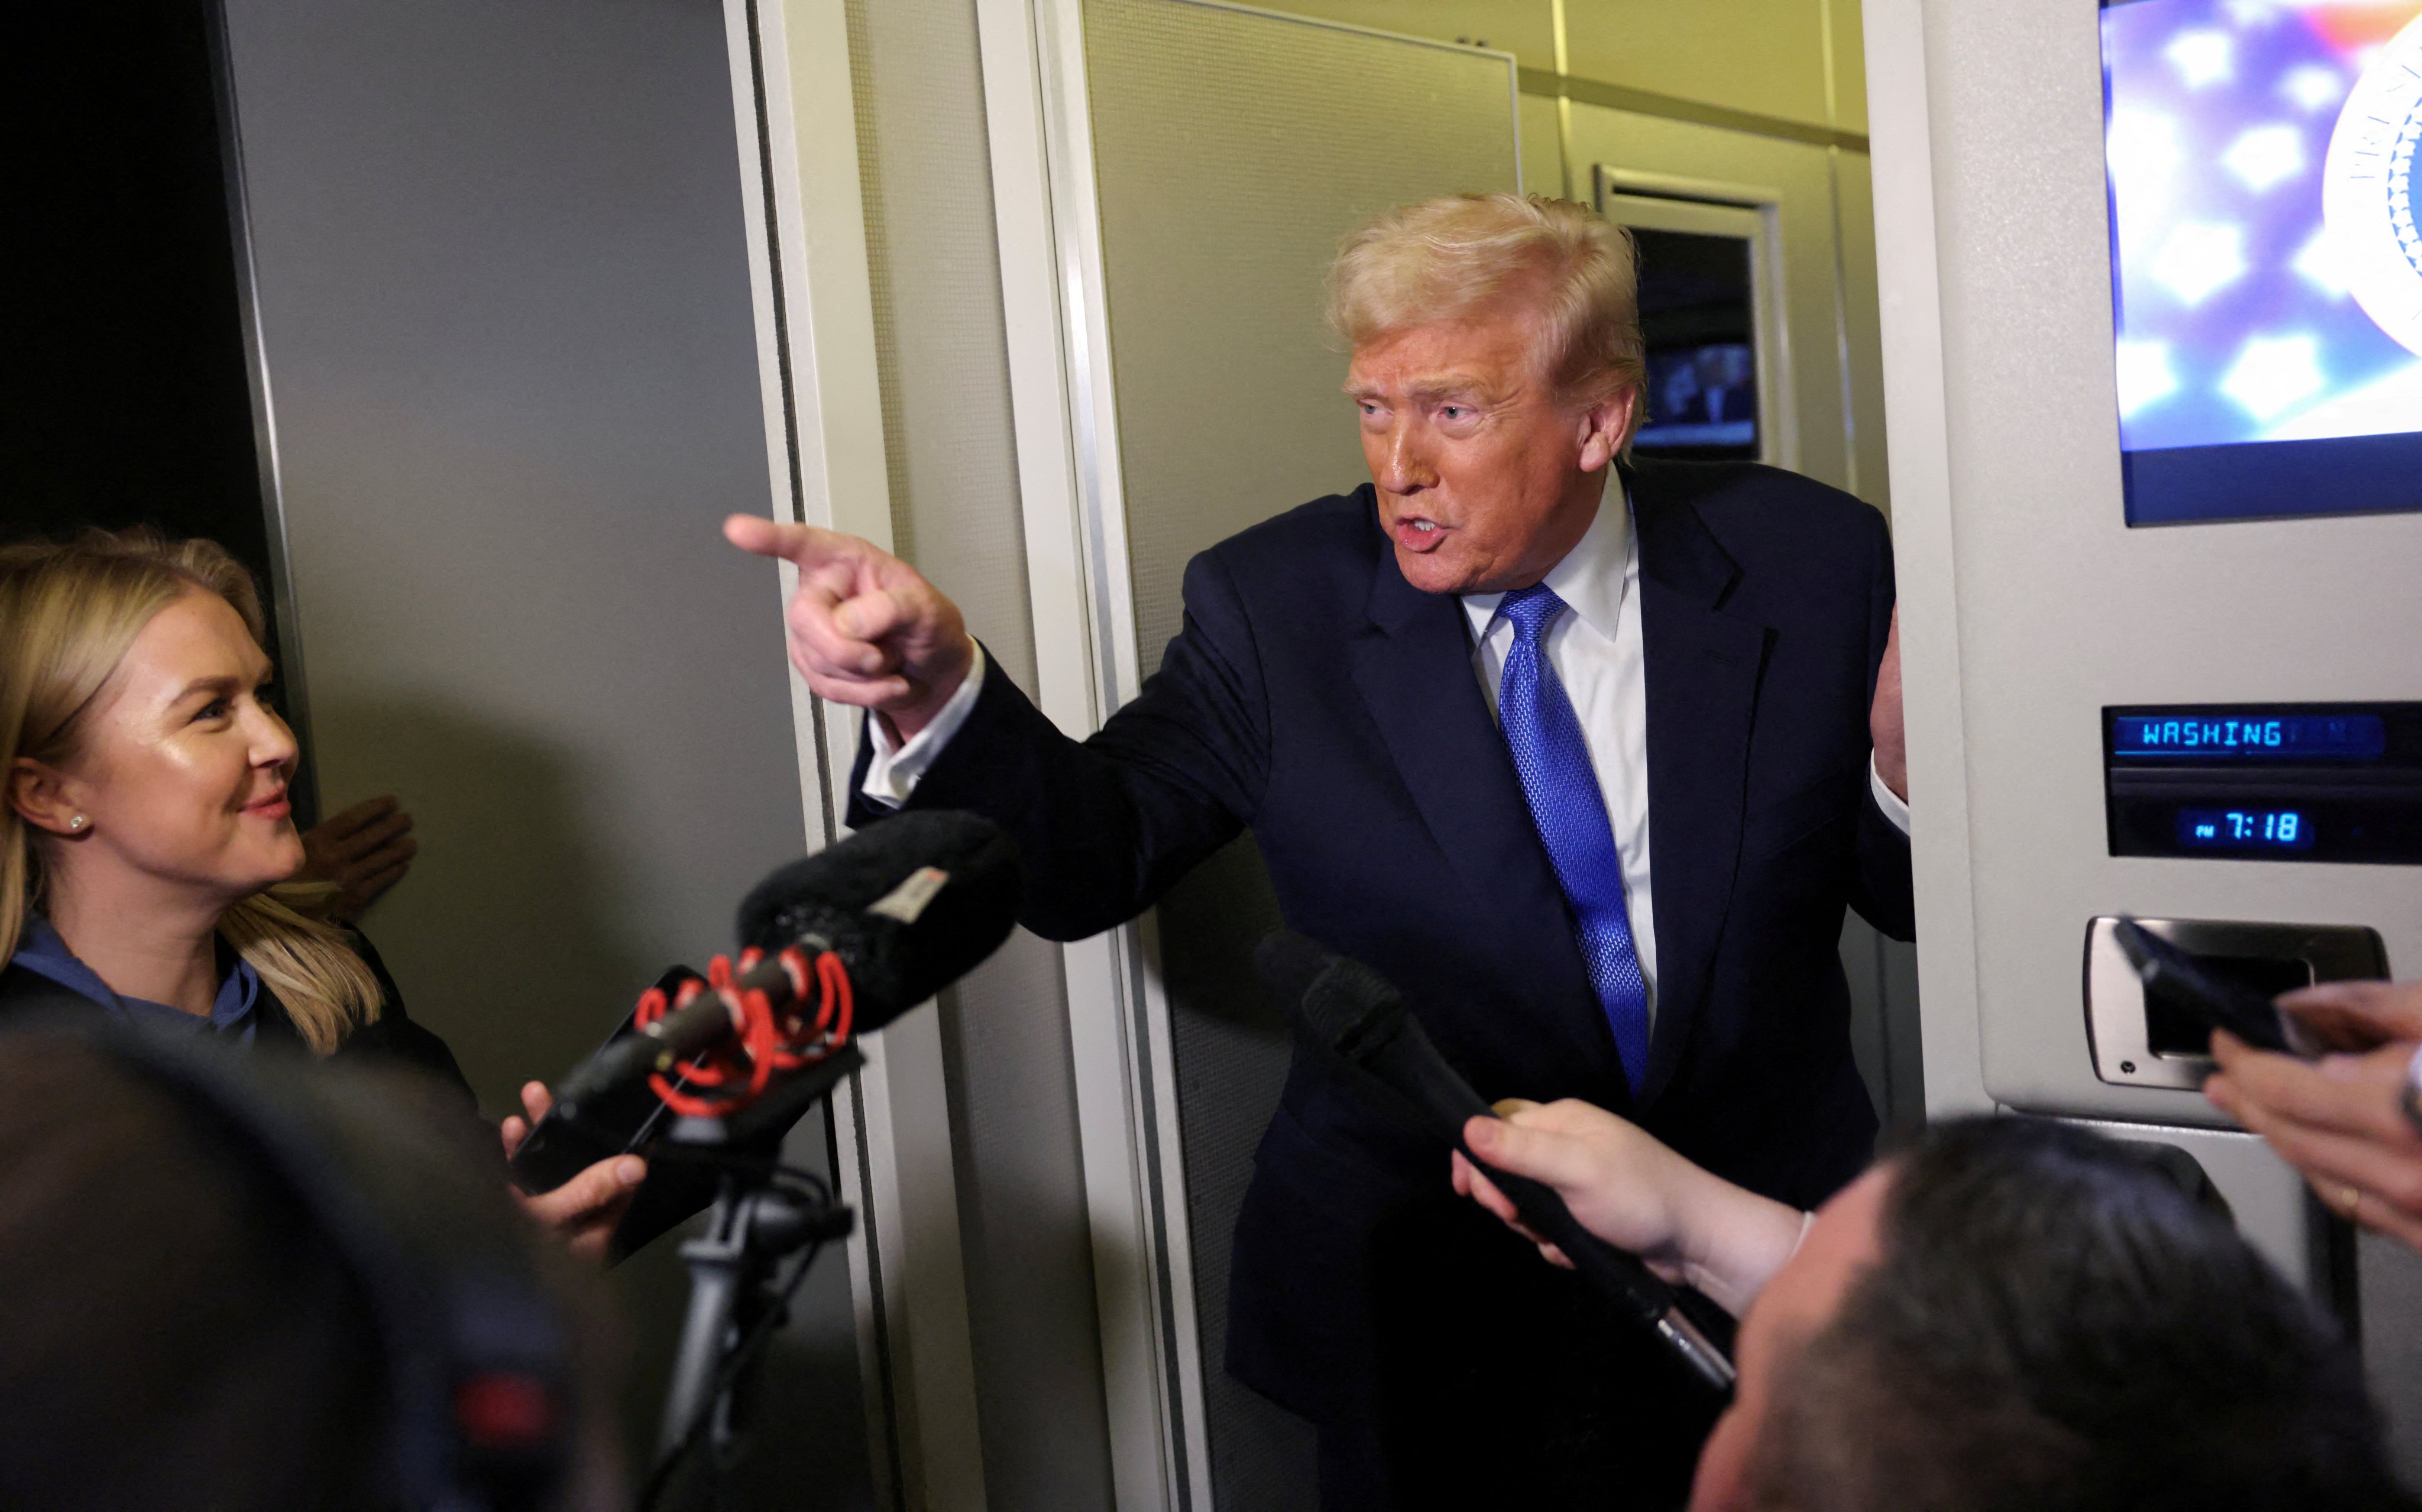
[724,513,863,571]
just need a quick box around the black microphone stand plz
[643,1048,863,1511]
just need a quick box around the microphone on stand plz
[493,811,1025,1504]
[546,809,1021,1119]
[509,811,1020,1208]
[1255,930,1737,1396]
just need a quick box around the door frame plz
[1600,188,1792,470]
[972,2,1213,1505]
[723,4,990,1507]
[1598,166,1801,471]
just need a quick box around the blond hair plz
[0,530,380,1053]
[1326,193,1647,433]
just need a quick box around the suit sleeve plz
[846,549,1269,942]
[1849,511,1916,941]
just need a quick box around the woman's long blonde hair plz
[0,529,380,1053]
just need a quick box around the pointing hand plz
[723,516,976,742]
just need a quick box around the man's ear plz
[1576,386,1636,472]
[7,757,85,837]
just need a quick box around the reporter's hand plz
[298,795,417,921]
[500,1081,645,1264]
[1454,1099,1698,1276]
[2205,1021,2422,1254]
[2276,979,2422,1054]
[723,515,976,742]
[1451,1098,1805,1316]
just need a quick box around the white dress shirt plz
[1460,476,1664,1025]
[860,475,1913,1024]
[861,641,989,807]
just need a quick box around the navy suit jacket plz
[850,458,1912,1429]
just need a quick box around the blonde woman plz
[0,529,640,1255]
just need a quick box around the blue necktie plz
[1495,584,1652,1095]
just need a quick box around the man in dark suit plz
[727,193,1911,1510]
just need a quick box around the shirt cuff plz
[1869,753,1912,837]
[859,642,987,811]
[1788,1209,1818,1260]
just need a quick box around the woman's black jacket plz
[0,931,472,1101]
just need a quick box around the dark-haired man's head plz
[0,1038,390,1510]
[0,1035,610,1512]
[1691,1117,2408,1512]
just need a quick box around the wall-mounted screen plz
[2101,0,2422,524]
[1630,229,1761,461]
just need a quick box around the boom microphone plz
[1254,930,1737,1394]
[552,811,1021,1116]
[736,809,1021,1002]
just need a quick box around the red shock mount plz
[629,945,855,1119]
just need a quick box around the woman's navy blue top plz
[11,917,267,1044]
[0,917,472,1099]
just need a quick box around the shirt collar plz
[1459,469,1633,643]
[11,917,115,1005]
[11,917,261,1037]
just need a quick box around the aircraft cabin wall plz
[1866,0,2422,1477]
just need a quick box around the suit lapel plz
[1343,499,1620,1096]
[1631,463,1770,1108]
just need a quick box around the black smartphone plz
[506,964,698,1197]
[2111,919,2319,1059]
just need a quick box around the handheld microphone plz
[1254,930,1737,1395]
[549,811,1021,1119]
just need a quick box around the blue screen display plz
[2177,807,2317,850]
[2101,0,2422,524]
[2113,713,2387,758]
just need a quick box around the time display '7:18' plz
[2175,808,2316,851]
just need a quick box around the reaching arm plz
[728,516,1267,942]
[882,553,1269,940]
[1451,1098,1808,1317]
[2205,980,2422,1255]
[723,514,978,742]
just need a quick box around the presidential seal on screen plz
[2326,13,2422,357]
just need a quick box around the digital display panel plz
[2105,701,2422,863]
[2112,711,2387,757]
[2101,1,2422,524]
[1636,343,1757,453]
[2177,806,2317,849]
[1629,229,1760,462]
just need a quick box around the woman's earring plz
[66,815,88,831]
